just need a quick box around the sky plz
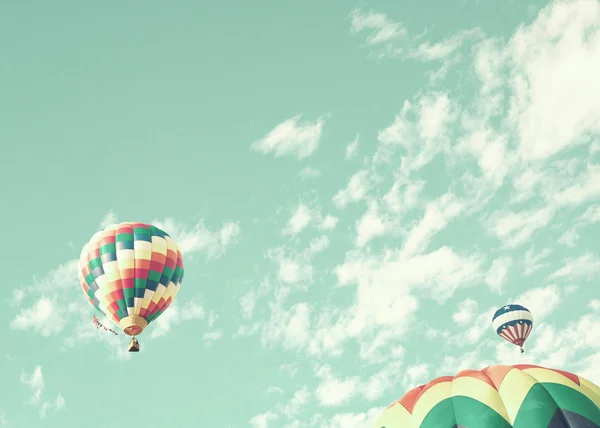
[1,0,600,427]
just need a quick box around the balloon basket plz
[128,338,140,353]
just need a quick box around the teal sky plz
[1,0,600,427]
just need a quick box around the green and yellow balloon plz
[374,364,600,427]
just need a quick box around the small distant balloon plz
[492,304,533,353]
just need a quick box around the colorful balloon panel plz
[492,304,533,349]
[373,364,600,428]
[78,222,184,334]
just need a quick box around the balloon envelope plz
[78,222,184,336]
[373,364,600,427]
[492,304,533,350]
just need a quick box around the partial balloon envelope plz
[78,222,184,340]
[492,304,533,352]
[373,364,600,427]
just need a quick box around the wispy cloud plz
[251,115,326,159]
[345,135,359,159]
[350,9,406,48]
[506,0,600,161]
[152,217,241,259]
[150,300,206,338]
[486,206,555,248]
[332,170,371,209]
[484,256,512,294]
[299,166,322,180]
[20,366,65,419]
[282,201,339,236]
[99,210,118,229]
[549,253,600,281]
[408,29,484,61]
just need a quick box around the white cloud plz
[514,284,561,322]
[203,330,223,344]
[279,387,310,419]
[9,260,79,337]
[485,256,512,294]
[361,360,404,401]
[314,366,360,407]
[305,246,481,359]
[553,165,600,207]
[320,214,339,230]
[251,115,326,159]
[314,360,403,411]
[506,0,600,161]
[400,192,464,258]
[279,364,298,377]
[240,279,271,320]
[266,386,284,395]
[558,204,600,246]
[403,363,430,390]
[299,166,322,179]
[549,253,600,280]
[10,296,65,336]
[453,298,479,326]
[99,210,118,229]
[12,288,25,305]
[580,204,600,223]
[558,227,580,247]
[20,366,65,419]
[21,366,44,404]
[411,93,455,140]
[355,201,387,247]
[250,386,311,427]
[487,206,555,248]
[382,180,424,214]
[261,302,312,350]
[451,309,496,348]
[220,222,241,248]
[150,300,206,339]
[345,135,359,159]
[152,218,241,259]
[249,411,278,428]
[350,9,406,46]
[321,406,384,428]
[436,348,492,378]
[377,92,456,171]
[473,37,506,96]
[409,29,482,61]
[281,202,339,236]
[267,245,317,285]
[282,204,313,236]
[456,128,511,188]
[523,247,553,276]
[40,395,65,419]
[333,170,371,209]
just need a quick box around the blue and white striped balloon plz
[492,304,533,353]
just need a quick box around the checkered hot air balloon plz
[492,304,533,353]
[78,222,184,352]
[373,364,600,428]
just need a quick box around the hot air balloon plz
[78,222,184,352]
[492,304,533,353]
[373,364,600,428]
